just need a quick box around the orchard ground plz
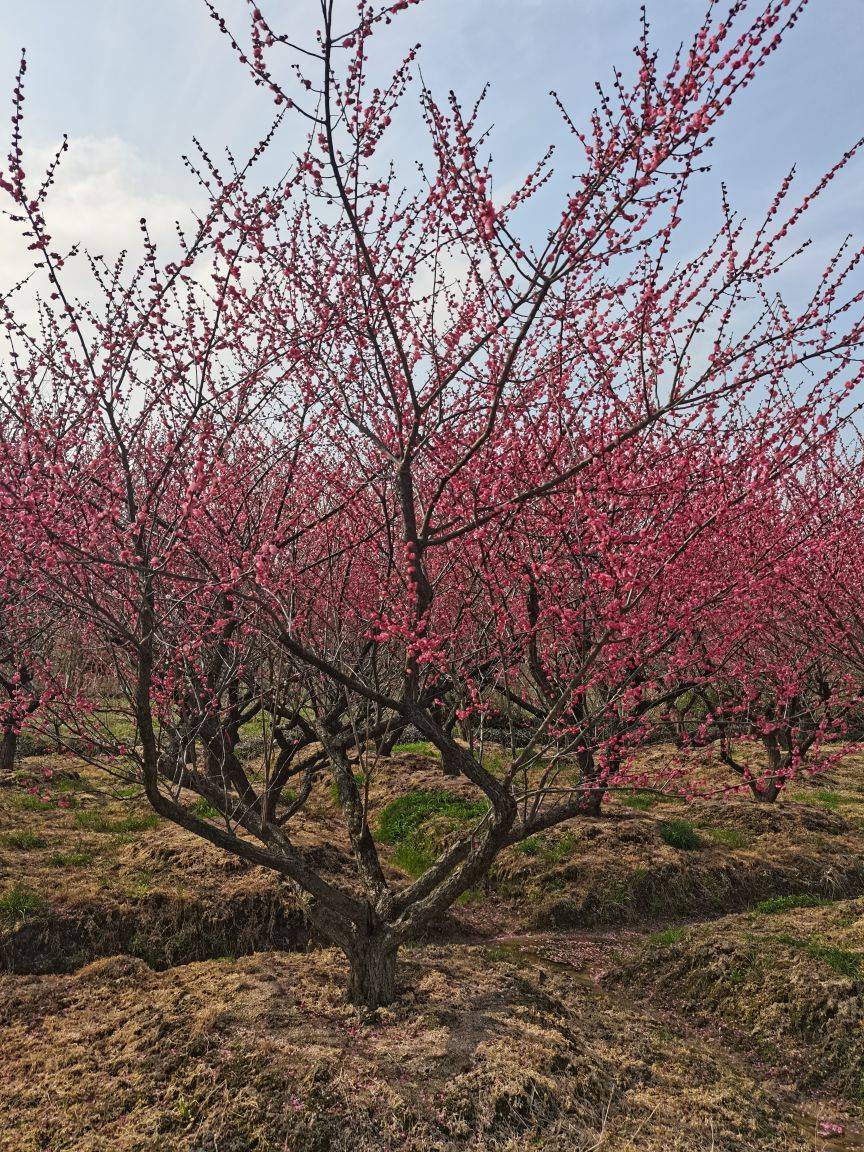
[2,740,864,1151]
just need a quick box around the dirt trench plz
[0,883,311,974]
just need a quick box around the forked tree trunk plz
[0,729,17,773]
[346,931,398,1009]
[719,733,782,803]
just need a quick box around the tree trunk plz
[346,931,398,1009]
[751,739,782,802]
[0,729,17,773]
[582,786,605,817]
[439,724,460,777]
[750,777,780,803]
[376,732,397,758]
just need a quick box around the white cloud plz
[0,134,198,307]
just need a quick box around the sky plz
[0,0,861,291]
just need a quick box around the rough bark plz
[375,731,398,757]
[346,930,398,1009]
[752,781,781,802]
[0,729,16,773]
[751,738,783,803]
[580,786,605,817]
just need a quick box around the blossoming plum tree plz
[2,0,864,1006]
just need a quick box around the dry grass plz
[5,746,864,965]
[2,744,864,1147]
[0,761,309,972]
[613,896,864,1105]
[0,945,818,1152]
[485,794,864,935]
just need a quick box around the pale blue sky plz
[0,1,860,279]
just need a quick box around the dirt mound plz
[0,771,311,974]
[0,949,615,1152]
[485,804,864,933]
[0,878,309,974]
[612,897,864,1103]
[0,945,815,1152]
[686,796,851,835]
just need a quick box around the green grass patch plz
[816,790,858,808]
[755,893,828,915]
[514,829,579,863]
[237,713,273,740]
[658,819,702,851]
[813,790,843,809]
[47,849,94,868]
[701,826,750,849]
[481,943,528,967]
[7,793,54,812]
[114,784,143,800]
[477,746,511,777]
[648,926,686,947]
[771,932,862,978]
[51,774,88,793]
[619,789,660,811]
[790,789,858,810]
[516,835,542,856]
[377,790,488,844]
[392,741,440,758]
[0,886,47,924]
[378,789,489,878]
[392,840,437,876]
[190,797,221,820]
[803,940,861,978]
[456,886,483,905]
[619,788,684,810]
[92,709,138,746]
[0,829,47,850]
[73,809,159,835]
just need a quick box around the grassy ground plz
[484,791,864,934]
[1,741,863,1148]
